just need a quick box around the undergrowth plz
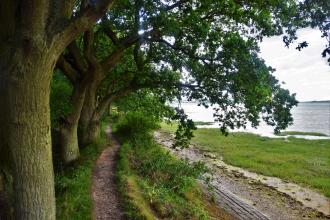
[114,112,222,219]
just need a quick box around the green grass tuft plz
[116,141,211,219]
[115,114,229,219]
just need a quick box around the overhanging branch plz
[151,38,212,63]
[67,41,88,73]
[83,30,99,67]
[51,0,115,54]
[56,55,80,84]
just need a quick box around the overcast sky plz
[259,28,330,102]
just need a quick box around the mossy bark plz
[81,118,102,146]
[0,1,113,218]
[58,83,87,163]
[0,53,56,219]
[59,124,81,163]
[79,71,103,146]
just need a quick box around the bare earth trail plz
[92,126,124,220]
[155,131,330,220]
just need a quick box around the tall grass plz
[115,112,225,219]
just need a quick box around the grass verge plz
[116,142,212,219]
[115,113,233,219]
[55,118,110,220]
[161,123,330,197]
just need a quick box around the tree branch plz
[151,38,212,63]
[101,28,159,71]
[83,30,99,67]
[100,48,125,71]
[51,0,115,54]
[96,80,140,117]
[56,55,80,84]
[67,41,88,73]
[102,20,120,45]
[47,0,77,32]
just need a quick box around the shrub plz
[114,111,160,142]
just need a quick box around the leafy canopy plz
[103,0,299,133]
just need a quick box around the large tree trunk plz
[79,71,103,146]
[80,96,115,146]
[59,123,80,164]
[0,1,114,219]
[0,53,56,219]
[80,115,102,146]
[58,83,87,163]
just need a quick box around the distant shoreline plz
[300,100,330,103]
[174,100,330,104]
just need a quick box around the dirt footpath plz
[92,127,124,220]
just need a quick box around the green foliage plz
[99,0,301,134]
[129,143,207,195]
[50,71,73,128]
[115,112,211,219]
[114,111,160,142]
[115,91,200,148]
[171,108,197,148]
[284,0,330,64]
[117,144,209,219]
[61,0,303,138]
[302,0,330,64]
[115,91,175,122]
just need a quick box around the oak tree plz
[0,1,114,219]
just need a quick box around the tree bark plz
[0,1,114,218]
[79,71,103,146]
[79,104,101,146]
[0,52,56,219]
[79,79,137,146]
[59,123,80,164]
[81,118,102,146]
[58,82,87,163]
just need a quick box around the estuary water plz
[177,101,330,137]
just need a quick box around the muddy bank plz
[155,131,330,220]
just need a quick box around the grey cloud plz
[260,28,330,101]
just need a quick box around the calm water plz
[177,102,330,137]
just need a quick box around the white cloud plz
[260,28,330,101]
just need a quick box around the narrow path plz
[155,131,329,220]
[92,126,124,220]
